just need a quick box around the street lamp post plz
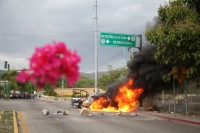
[62,75,64,98]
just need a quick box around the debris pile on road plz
[115,111,123,116]
[58,98,66,101]
[80,107,92,116]
[42,109,49,115]
[130,113,137,116]
[57,111,62,114]
[63,110,69,115]
[98,113,105,116]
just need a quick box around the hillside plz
[80,71,109,79]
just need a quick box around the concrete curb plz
[37,97,54,102]
[13,110,18,133]
[141,112,200,126]
[0,110,4,119]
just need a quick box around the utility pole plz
[128,47,134,60]
[62,75,64,97]
[137,34,142,51]
[128,34,142,61]
[94,0,98,93]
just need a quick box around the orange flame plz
[90,79,144,112]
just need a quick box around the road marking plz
[18,111,28,133]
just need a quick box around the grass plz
[54,96,72,101]
[0,110,14,133]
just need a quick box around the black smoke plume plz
[101,44,173,107]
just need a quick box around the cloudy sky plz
[0,0,167,73]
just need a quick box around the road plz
[0,98,200,133]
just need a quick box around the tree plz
[98,65,128,90]
[1,70,18,90]
[0,86,4,92]
[145,0,200,83]
[183,0,200,14]
[73,76,94,88]
[44,83,57,96]
[56,76,69,88]
[17,81,35,93]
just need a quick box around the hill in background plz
[80,71,108,79]
[0,70,108,80]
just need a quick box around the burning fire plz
[90,79,144,112]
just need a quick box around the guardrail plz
[0,110,4,119]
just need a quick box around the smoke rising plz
[98,16,173,108]
[127,44,171,90]
[101,44,172,107]
[145,16,163,31]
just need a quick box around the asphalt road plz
[0,98,200,133]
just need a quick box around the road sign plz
[100,32,136,47]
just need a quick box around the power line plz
[0,7,92,14]
[0,7,144,22]
[0,61,127,64]
[0,21,93,26]
[98,25,135,32]
[0,21,135,32]
[98,13,144,22]
[0,34,93,38]
[84,50,126,73]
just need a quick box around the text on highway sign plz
[100,32,136,47]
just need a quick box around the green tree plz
[56,76,70,88]
[73,76,94,88]
[1,70,18,90]
[44,83,57,96]
[17,81,35,93]
[183,0,200,14]
[98,65,128,90]
[0,86,4,92]
[145,0,200,83]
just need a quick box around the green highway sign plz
[100,32,136,47]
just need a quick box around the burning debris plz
[82,44,172,113]
[88,79,143,112]
[146,105,158,111]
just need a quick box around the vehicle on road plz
[82,93,110,108]
[71,89,90,108]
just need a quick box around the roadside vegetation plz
[0,111,14,133]
[145,0,200,84]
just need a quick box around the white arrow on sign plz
[106,39,110,44]
[127,36,131,40]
